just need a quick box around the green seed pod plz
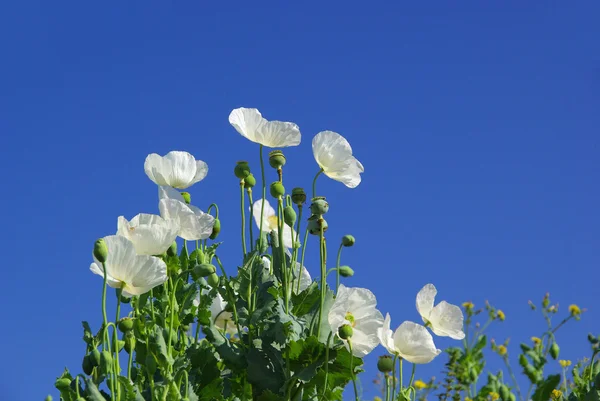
[550,343,560,360]
[82,354,94,375]
[93,238,108,263]
[310,197,329,215]
[283,205,296,227]
[339,266,354,278]
[192,264,217,280]
[167,241,178,257]
[338,324,353,340]
[469,368,478,382]
[244,174,256,188]
[90,349,101,367]
[45,396,53,401]
[377,355,394,373]
[291,187,306,205]
[270,181,285,198]
[234,161,251,179]
[268,150,286,169]
[341,235,355,247]
[119,295,131,304]
[206,272,220,288]
[194,248,206,264]
[588,333,599,344]
[145,354,157,375]
[124,331,136,354]
[55,378,71,390]
[100,350,113,374]
[307,214,328,235]
[508,393,516,401]
[518,354,528,368]
[499,385,510,401]
[118,317,134,333]
[181,192,191,204]
[209,218,221,240]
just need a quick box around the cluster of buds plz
[307,197,329,235]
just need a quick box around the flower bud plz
[291,188,306,205]
[100,350,113,374]
[120,295,131,304]
[499,385,510,401]
[310,197,329,215]
[284,206,296,227]
[192,264,216,280]
[268,150,286,169]
[588,333,599,345]
[377,355,394,372]
[338,324,353,340]
[112,338,125,353]
[145,354,157,375]
[339,265,354,278]
[90,349,101,367]
[307,214,328,235]
[244,174,256,188]
[82,354,94,375]
[167,241,178,257]
[270,182,285,198]
[118,317,134,333]
[124,331,136,354]
[193,248,205,264]
[508,393,516,401]
[209,219,221,240]
[93,238,108,263]
[55,378,71,390]
[207,272,220,288]
[45,396,53,401]
[234,161,251,179]
[341,235,355,247]
[550,343,560,360]
[181,192,191,204]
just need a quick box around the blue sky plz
[1,2,598,400]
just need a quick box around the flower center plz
[345,312,356,327]
[267,215,279,230]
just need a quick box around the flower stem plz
[100,263,109,350]
[214,255,245,346]
[399,357,404,391]
[335,244,343,292]
[167,277,180,358]
[278,198,289,313]
[247,188,254,251]
[258,145,266,250]
[317,225,326,339]
[321,333,333,398]
[113,289,122,383]
[391,355,398,396]
[312,169,324,198]
[503,355,523,401]
[348,341,360,401]
[294,205,304,294]
[385,374,390,401]
[240,180,247,257]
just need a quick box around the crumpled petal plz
[428,301,465,340]
[312,131,363,188]
[144,151,207,189]
[393,321,441,364]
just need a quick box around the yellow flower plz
[489,392,500,401]
[413,380,428,390]
[531,337,542,345]
[496,310,506,321]
[569,304,581,316]
[497,345,507,356]
[559,360,572,368]
[374,397,383,401]
[551,389,563,400]
[465,398,473,401]
[462,301,474,309]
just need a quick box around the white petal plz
[328,284,352,333]
[158,185,185,202]
[121,255,167,296]
[393,321,441,364]
[123,214,178,255]
[190,160,208,185]
[312,131,363,188]
[144,151,204,189]
[144,153,170,186]
[252,198,276,232]
[256,120,301,148]
[416,284,437,320]
[89,262,121,288]
[349,326,381,357]
[377,313,396,355]
[229,108,265,144]
[347,287,378,321]
[428,301,465,340]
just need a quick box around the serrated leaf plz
[532,374,561,401]
[291,282,320,317]
[203,325,245,370]
[148,325,174,369]
[247,344,287,395]
[117,376,137,401]
[85,377,108,401]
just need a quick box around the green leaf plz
[148,325,174,369]
[197,378,225,401]
[291,283,320,317]
[202,325,245,370]
[187,341,221,389]
[473,335,487,352]
[532,374,560,401]
[117,376,137,401]
[82,321,94,345]
[84,377,108,401]
[247,343,287,395]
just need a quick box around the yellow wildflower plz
[374,397,383,401]
[465,398,473,401]
[531,337,542,345]
[551,389,563,400]
[413,380,428,390]
[463,301,474,310]
[559,360,572,368]
[569,304,581,316]
[496,310,506,321]
[497,345,507,356]
[489,392,500,401]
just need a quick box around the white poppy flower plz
[144,151,208,189]
[194,291,237,336]
[377,314,441,364]
[261,255,312,294]
[416,284,465,340]
[252,199,296,248]
[328,284,384,357]
[89,235,167,297]
[228,107,301,148]
[312,131,364,188]
[117,214,178,255]
[159,198,214,241]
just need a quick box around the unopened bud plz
[206,273,220,288]
[55,378,71,390]
[338,324,353,340]
[341,235,355,247]
[118,318,134,333]
[209,219,221,240]
[270,182,285,198]
[499,385,510,401]
[124,331,136,354]
[269,150,286,169]
[192,264,216,280]
[310,197,329,215]
[377,355,394,372]
[93,238,108,263]
[45,396,53,401]
[291,188,306,205]
[82,354,93,375]
[90,349,101,367]
[100,350,113,374]
[180,192,191,204]
[550,343,560,360]
[244,174,256,188]
[167,241,178,257]
[145,354,157,375]
[339,266,354,277]
[307,214,328,235]
[234,161,251,179]
[284,206,296,227]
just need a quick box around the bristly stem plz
[312,168,324,198]
[258,145,266,250]
[240,180,247,258]
[335,243,343,292]
[317,224,326,338]
[348,342,360,401]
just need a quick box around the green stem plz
[391,355,398,397]
[293,205,304,294]
[503,356,523,401]
[321,333,333,398]
[167,278,180,359]
[214,255,244,344]
[399,358,403,391]
[408,363,416,388]
[312,168,324,198]
[317,225,326,338]
[299,226,309,284]
[247,188,254,251]
[278,198,289,313]
[240,180,247,257]
[100,262,109,350]
[113,289,122,378]
[589,351,599,382]
[127,349,133,380]
[335,244,343,292]
[258,145,266,249]
[385,374,390,401]
[348,342,359,401]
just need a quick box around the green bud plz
[207,273,220,288]
[124,331,136,354]
[520,343,532,353]
[377,355,394,372]
[469,368,478,382]
[291,188,307,205]
[145,354,157,375]
[112,338,125,353]
[244,174,256,188]
[167,241,178,257]
[588,333,599,344]
[508,393,516,401]
[82,354,94,375]
[118,317,134,333]
[307,214,328,235]
[524,365,538,383]
[234,161,251,179]
[90,349,101,367]
[181,192,191,204]
[100,350,113,374]
[283,206,296,227]
[45,396,53,401]
[55,378,71,390]
[192,264,216,280]
[338,324,353,340]
[119,295,131,304]
[209,218,221,240]
[270,181,285,198]
[93,238,108,263]
[310,197,329,215]
[341,235,355,247]
[518,354,529,368]
[550,343,560,360]
[339,265,354,278]
[499,385,510,401]
[268,150,286,169]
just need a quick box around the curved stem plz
[312,169,324,199]
[258,145,266,249]
[247,188,254,251]
[335,244,343,292]
[408,363,416,388]
[399,357,404,391]
[240,181,247,257]
[207,203,219,218]
[100,262,109,350]
[321,333,333,398]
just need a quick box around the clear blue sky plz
[1,2,598,400]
